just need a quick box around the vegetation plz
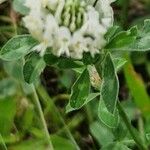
[0,0,150,150]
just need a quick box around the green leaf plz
[101,53,119,113]
[44,53,83,69]
[112,122,128,141]
[70,69,90,109]
[107,20,150,51]
[13,0,29,15]
[82,52,100,65]
[57,57,83,69]
[23,53,46,84]
[3,59,38,94]
[0,98,16,136]
[44,53,59,66]
[98,99,119,128]
[90,121,114,146]
[0,35,38,61]
[0,78,17,99]
[66,93,99,113]
[113,57,127,71]
[105,26,121,42]
[128,20,150,51]
[106,26,137,50]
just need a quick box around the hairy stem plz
[31,85,54,150]
[37,85,80,150]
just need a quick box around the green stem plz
[37,85,80,150]
[31,85,54,150]
[138,117,146,145]
[0,134,7,150]
[117,101,147,150]
[57,113,80,150]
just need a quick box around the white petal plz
[43,14,59,47]
[23,13,44,41]
[56,27,71,56]
[33,43,48,56]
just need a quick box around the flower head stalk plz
[23,0,114,59]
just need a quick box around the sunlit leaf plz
[0,35,38,61]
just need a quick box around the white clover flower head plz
[23,0,114,59]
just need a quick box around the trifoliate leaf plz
[0,35,38,61]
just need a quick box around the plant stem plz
[37,85,80,150]
[0,134,8,150]
[138,117,146,145]
[57,112,80,150]
[117,101,147,150]
[31,85,54,150]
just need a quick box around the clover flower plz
[23,0,114,59]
